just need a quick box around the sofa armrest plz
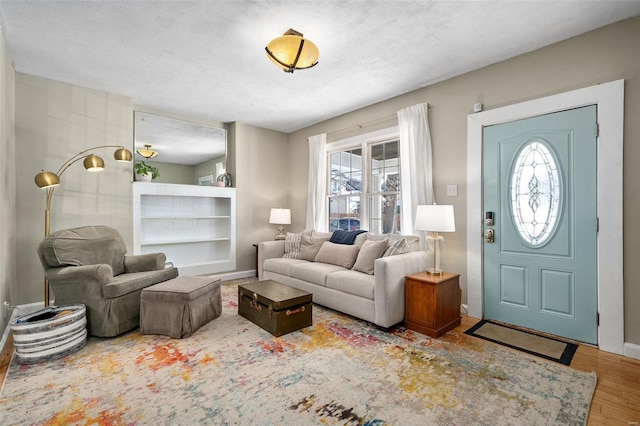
[257,240,285,280]
[373,251,428,328]
[124,252,167,273]
[45,264,114,300]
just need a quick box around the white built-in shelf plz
[133,182,236,276]
[140,215,231,220]
[140,236,231,245]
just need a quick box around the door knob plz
[485,228,495,243]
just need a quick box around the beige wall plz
[146,160,194,185]
[232,122,289,271]
[15,73,134,305]
[0,29,15,331]
[288,17,640,344]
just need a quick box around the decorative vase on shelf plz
[216,172,232,187]
[135,173,152,182]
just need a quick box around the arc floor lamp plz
[34,145,133,306]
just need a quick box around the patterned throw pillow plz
[383,237,408,257]
[366,233,410,257]
[283,229,315,258]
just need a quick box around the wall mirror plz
[133,111,228,186]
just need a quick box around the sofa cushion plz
[354,232,369,247]
[315,242,360,269]
[297,236,330,261]
[352,239,389,274]
[263,258,308,276]
[39,225,127,276]
[283,230,314,259]
[290,262,347,286]
[326,270,375,300]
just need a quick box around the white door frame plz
[466,80,624,355]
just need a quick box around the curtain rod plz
[327,103,431,137]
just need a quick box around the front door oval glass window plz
[510,140,562,246]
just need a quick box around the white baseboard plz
[207,270,256,282]
[624,342,640,360]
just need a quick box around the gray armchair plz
[37,225,179,337]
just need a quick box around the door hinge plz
[597,312,600,326]
[596,217,599,232]
[596,123,600,138]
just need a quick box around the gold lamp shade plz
[34,170,60,189]
[265,29,319,73]
[114,147,133,162]
[83,154,105,171]
[136,144,159,159]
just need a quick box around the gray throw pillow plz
[315,242,361,269]
[297,236,330,261]
[352,239,389,274]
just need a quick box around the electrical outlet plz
[3,301,10,318]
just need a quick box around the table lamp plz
[414,204,456,275]
[269,208,291,240]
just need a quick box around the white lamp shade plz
[269,208,291,225]
[414,205,455,232]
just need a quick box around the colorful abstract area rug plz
[0,283,596,425]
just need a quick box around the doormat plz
[464,320,578,365]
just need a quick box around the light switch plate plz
[447,184,458,197]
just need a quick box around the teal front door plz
[482,106,598,344]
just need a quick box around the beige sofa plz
[258,232,427,328]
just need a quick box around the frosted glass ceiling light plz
[136,144,159,159]
[266,29,319,73]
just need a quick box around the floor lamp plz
[34,145,133,306]
[414,204,456,275]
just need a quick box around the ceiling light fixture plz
[265,28,319,73]
[136,144,159,159]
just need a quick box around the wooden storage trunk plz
[238,280,312,337]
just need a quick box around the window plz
[328,137,401,234]
[510,140,561,246]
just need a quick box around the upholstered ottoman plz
[140,276,222,338]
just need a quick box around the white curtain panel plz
[397,103,435,236]
[306,133,328,231]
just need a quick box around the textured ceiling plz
[0,1,638,135]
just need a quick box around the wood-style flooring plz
[1,316,638,424]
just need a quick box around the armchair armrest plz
[373,251,428,328]
[124,252,167,273]
[45,264,114,300]
[257,241,285,280]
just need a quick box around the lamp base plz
[426,267,444,276]
[274,225,286,240]
[426,232,446,275]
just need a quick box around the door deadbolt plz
[485,228,495,243]
[485,211,494,226]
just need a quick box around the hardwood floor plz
[1,317,639,424]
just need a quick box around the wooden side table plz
[404,271,461,338]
